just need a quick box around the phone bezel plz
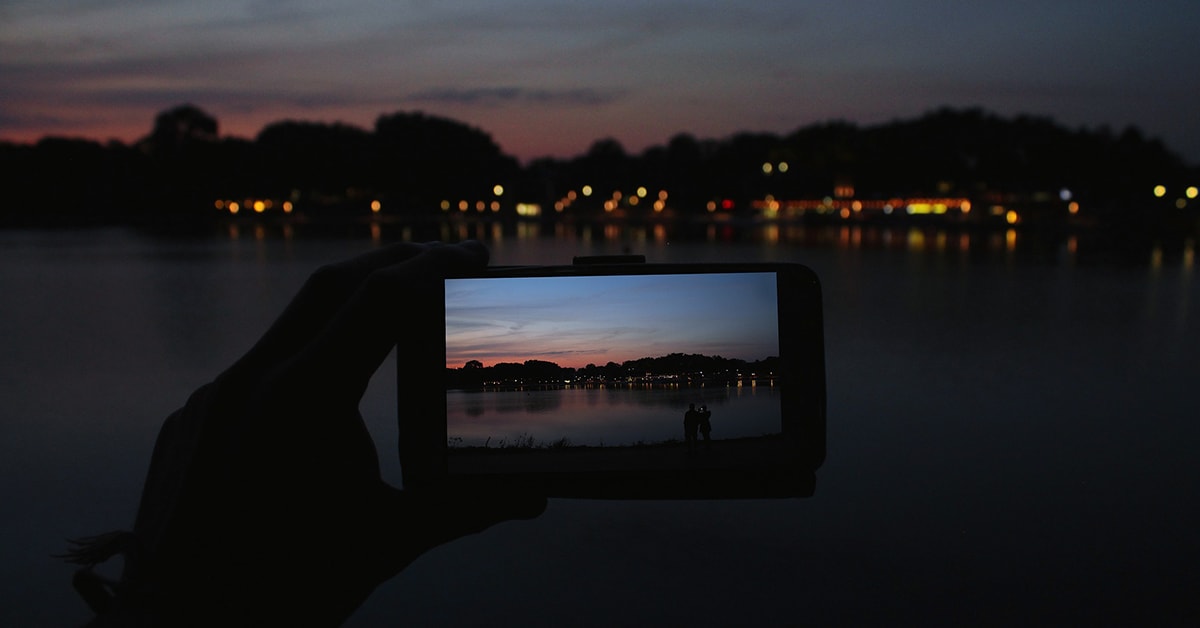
[397,261,825,499]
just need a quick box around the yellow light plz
[960,201,971,214]
[440,200,450,211]
[1187,186,1198,199]
[516,203,541,217]
[762,162,773,174]
[228,202,239,215]
[582,185,593,197]
[254,200,266,213]
[778,162,789,173]
[636,187,647,198]
[1154,185,1167,197]
[493,185,504,196]
[1005,210,1019,225]
[1177,199,1188,209]
[370,200,382,213]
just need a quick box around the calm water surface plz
[448,385,781,447]
[1,224,1197,625]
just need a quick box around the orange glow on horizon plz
[446,353,646,372]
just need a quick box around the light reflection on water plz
[447,384,781,447]
[214,217,1199,272]
[1,224,1197,626]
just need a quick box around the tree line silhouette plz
[446,352,779,390]
[1,103,1195,228]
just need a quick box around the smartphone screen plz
[443,271,787,476]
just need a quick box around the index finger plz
[224,241,440,383]
[278,240,488,401]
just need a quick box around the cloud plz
[406,86,622,108]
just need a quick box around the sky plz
[2,1,1199,164]
[445,272,780,369]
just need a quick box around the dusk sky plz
[445,272,780,369]
[3,1,1199,163]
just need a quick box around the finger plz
[224,242,437,381]
[409,490,548,548]
[278,240,488,401]
[374,487,547,571]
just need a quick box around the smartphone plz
[398,257,825,499]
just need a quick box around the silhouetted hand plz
[61,241,546,627]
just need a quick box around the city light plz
[778,162,789,173]
[1005,210,1019,225]
[493,185,504,196]
[1069,202,1080,214]
[1187,186,1198,199]
[762,162,773,174]
[1154,185,1167,197]
[282,201,293,213]
[636,186,647,198]
[370,200,382,213]
[582,185,593,197]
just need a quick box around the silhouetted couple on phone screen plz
[684,403,713,453]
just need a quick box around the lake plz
[1,222,1197,625]
[447,383,782,448]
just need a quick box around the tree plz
[141,104,219,156]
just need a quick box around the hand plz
[62,241,546,626]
